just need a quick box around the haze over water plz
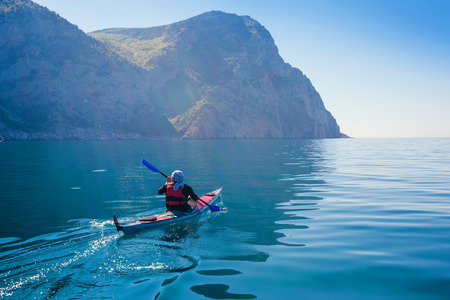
[1,138,450,299]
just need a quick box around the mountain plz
[1,1,343,140]
[90,11,342,139]
[0,0,177,140]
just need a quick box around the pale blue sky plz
[33,0,450,138]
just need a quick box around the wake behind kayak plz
[114,187,222,235]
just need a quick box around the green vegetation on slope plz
[90,28,175,69]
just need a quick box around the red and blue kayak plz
[113,187,222,235]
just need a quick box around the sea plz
[0,138,449,299]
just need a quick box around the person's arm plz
[158,184,167,195]
[183,185,199,201]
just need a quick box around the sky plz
[32,0,450,138]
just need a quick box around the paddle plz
[141,159,169,178]
[141,159,223,212]
[196,197,223,212]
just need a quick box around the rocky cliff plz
[91,11,342,139]
[0,0,177,140]
[1,1,342,140]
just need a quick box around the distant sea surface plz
[1,138,450,299]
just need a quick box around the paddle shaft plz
[195,197,212,207]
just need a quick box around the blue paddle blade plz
[198,197,223,212]
[209,205,222,212]
[141,159,161,173]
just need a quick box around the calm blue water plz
[1,138,450,299]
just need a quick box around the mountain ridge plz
[1,2,343,140]
[90,11,341,139]
[0,0,177,140]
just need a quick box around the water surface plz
[1,138,450,299]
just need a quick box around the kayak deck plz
[114,187,222,235]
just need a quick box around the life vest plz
[165,184,191,211]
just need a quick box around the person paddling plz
[158,170,199,213]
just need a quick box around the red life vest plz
[165,184,190,211]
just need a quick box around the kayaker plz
[158,170,200,212]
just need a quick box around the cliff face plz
[0,0,177,139]
[1,1,342,140]
[92,11,341,139]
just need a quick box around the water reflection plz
[272,140,328,246]
[0,139,331,299]
[197,269,242,276]
[2,138,449,299]
[116,222,203,275]
[191,284,257,299]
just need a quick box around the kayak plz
[113,187,222,235]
